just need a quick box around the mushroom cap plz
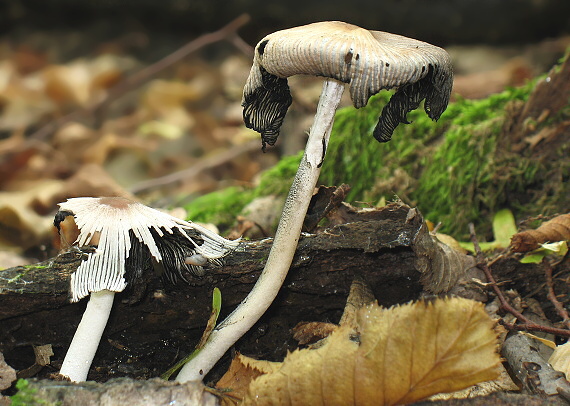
[242,21,453,148]
[57,197,239,301]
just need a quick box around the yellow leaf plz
[244,297,500,406]
[245,327,359,405]
[520,332,556,350]
[428,365,519,401]
[549,341,570,380]
[355,298,500,405]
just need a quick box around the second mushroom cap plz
[242,21,453,149]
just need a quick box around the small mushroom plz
[54,196,239,382]
[176,21,453,382]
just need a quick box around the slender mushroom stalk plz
[59,290,115,380]
[176,21,453,382]
[176,79,344,382]
[55,197,239,382]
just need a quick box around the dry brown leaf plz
[41,163,135,211]
[293,276,375,346]
[549,341,570,380]
[354,298,500,405]
[435,232,468,254]
[292,321,338,345]
[511,213,570,252]
[248,326,360,406]
[141,79,204,123]
[244,297,500,406]
[0,180,62,249]
[43,62,93,106]
[338,275,376,329]
[216,353,280,405]
[42,55,135,108]
[0,61,54,131]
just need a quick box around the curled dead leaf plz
[511,213,570,252]
[244,297,500,406]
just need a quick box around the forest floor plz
[1,14,570,405]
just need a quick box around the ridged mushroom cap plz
[242,21,453,149]
[56,197,239,301]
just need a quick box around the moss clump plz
[320,81,544,238]
[254,152,303,198]
[184,186,254,232]
[413,89,541,237]
[321,91,455,202]
[10,379,54,406]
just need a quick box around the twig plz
[129,139,260,194]
[502,332,570,397]
[28,14,252,142]
[544,259,570,329]
[468,223,570,338]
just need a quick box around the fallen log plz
[0,203,473,382]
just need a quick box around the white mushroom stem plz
[176,78,345,382]
[59,289,115,382]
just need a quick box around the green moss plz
[184,186,254,232]
[321,91,454,202]
[10,379,56,406]
[254,152,303,198]
[320,82,544,238]
[184,154,302,231]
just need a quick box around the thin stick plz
[544,260,570,329]
[28,14,252,142]
[469,223,570,338]
[130,139,259,194]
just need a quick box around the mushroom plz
[54,196,239,382]
[175,21,453,382]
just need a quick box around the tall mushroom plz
[55,196,239,382]
[175,21,453,382]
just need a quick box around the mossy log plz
[1,204,434,382]
[1,202,565,403]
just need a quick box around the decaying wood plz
[502,332,570,402]
[0,203,475,382]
